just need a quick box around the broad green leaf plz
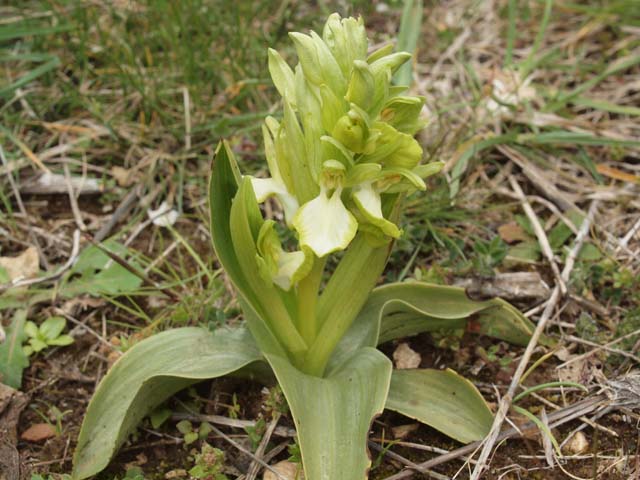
[0,310,29,388]
[507,241,541,263]
[266,348,391,480]
[385,369,493,443]
[40,316,66,340]
[209,142,306,364]
[230,177,307,361]
[72,327,263,480]
[61,241,143,296]
[329,282,537,372]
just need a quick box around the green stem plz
[302,234,391,377]
[297,256,326,346]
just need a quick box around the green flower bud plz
[289,31,345,95]
[322,13,367,77]
[380,96,426,135]
[320,84,347,134]
[345,60,375,111]
[332,114,366,153]
[364,123,423,169]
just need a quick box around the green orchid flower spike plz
[255,14,432,259]
[73,14,539,480]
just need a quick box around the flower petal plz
[352,182,401,238]
[274,249,312,291]
[250,177,299,225]
[256,221,312,291]
[293,187,357,257]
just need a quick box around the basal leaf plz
[72,327,263,480]
[266,348,391,480]
[209,142,307,364]
[329,281,537,372]
[385,369,493,443]
[0,309,29,388]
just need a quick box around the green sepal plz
[345,60,375,111]
[229,177,308,360]
[268,48,296,106]
[380,95,426,135]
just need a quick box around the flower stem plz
[301,235,391,376]
[297,256,326,346]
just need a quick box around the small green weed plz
[23,316,74,356]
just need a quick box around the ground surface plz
[1,1,639,479]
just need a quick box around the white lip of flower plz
[251,176,299,226]
[293,182,357,258]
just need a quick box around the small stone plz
[564,431,589,455]
[165,469,187,479]
[392,423,418,440]
[393,342,421,369]
[21,423,56,442]
[263,460,303,480]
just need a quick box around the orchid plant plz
[73,14,536,480]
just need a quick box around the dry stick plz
[246,413,281,480]
[528,391,618,439]
[172,412,296,438]
[468,199,600,480]
[382,395,608,480]
[508,175,567,295]
[558,326,640,369]
[83,232,181,302]
[93,184,143,243]
[368,441,451,480]
[565,335,640,364]
[0,229,81,294]
[63,162,87,231]
[202,422,288,480]
[617,215,640,251]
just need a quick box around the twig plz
[83,232,181,301]
[618,216,640,250]
[171,412,296,437]
[558,327,640,369]
[204,422,288,480]
[368,441,451,480]
[382,395,609,480]
[509,175,566,295]
[246,413,281,480]
[0,229,81,294]
[565,335,640,364]
[93,184,143,242]
[469,199,599,480]
[63,162,87,231]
